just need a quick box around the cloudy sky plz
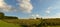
[0,0,60,19]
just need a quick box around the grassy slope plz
[0,20,20,27]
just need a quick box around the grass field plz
[47,26,60,27]
[40,26,60,27]
[1,19,60,27]
[0,20,20,27]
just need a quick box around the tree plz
[4,16,18,19]
[0,12,4,19]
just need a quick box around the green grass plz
[42,25,60,27]
[47,26,60,27]
[0,20,21,27]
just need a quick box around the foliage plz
[0,12,4,19]
[4,16,18,19]
[0,12,18,19]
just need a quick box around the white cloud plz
[46,10,50,14]
[35,14,40,17]
[0,0,33,13]
[48,0,60,10]
[0,0,16,12]
[17,0,33,13]
[31,14,41,18]
[45,0,60,18]
[45,7,52,14]
[43,13,60,18]
[45,0,60,14]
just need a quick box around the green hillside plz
[0,20,20,27]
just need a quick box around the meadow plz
[0,13,60,27]
[1,18,60,27]
[0,20,20,27]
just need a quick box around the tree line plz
[0,12,18,19]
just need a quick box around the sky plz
[0,0,60,19]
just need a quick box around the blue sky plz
[0,0,60,19]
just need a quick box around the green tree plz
[0,12,4,19]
